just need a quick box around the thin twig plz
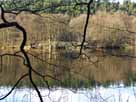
[0,73,28,100]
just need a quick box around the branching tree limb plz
[0,0,100,102]
[0,0,74,15]
[0,6,44,102]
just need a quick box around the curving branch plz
[0,73,28,100]
[2,0,74,15]
[0,6,44,102]
[0,0,108,101]
[74,0,93,56]
[79,0,93,55]
[0,5,8,23]
[27,52,92,80]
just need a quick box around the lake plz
[1,85,136,102]
[0,48,136,102]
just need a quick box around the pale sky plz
[116,0,136,3]
[103,0,136,4]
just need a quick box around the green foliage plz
[1,0,136,16]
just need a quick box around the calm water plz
[0,49,136,102]
[0,49,135,87]
[1,85,136,102]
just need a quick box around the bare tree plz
[0,0,95,102]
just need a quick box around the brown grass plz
[0,11,135,48]
[70,11,135,47]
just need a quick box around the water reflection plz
[0,85,136,102]
[0,49,136,88]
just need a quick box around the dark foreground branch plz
[0,6,44,102]
[0,73,28,100]
[80,0,93,55]
[74,0,93,56]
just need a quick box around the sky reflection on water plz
[0,84,136,102]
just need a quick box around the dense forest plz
[1,0,136,15]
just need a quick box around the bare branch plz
[0,6,44,102]
[80,0,93,55]
[73,0,94,56]
[2,1,73,15]
[0,73,28,100]
[0,5,8,22]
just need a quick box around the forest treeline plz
[2,0,136,16]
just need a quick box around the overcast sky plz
[117,0,136,3]
[109,0,136,4]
